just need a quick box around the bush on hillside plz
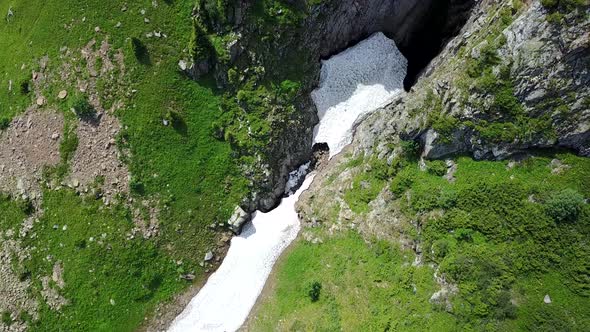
[20,80,30,95]
[71,95,95,119]
[545,189,585,223]
[308,281,322,302]
[189,19,213,63]
[400,139,420,159]
[131,37,151,65]
[427,160,448,176]
[0,117,10,130]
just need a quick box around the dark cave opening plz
[311,0,475,91]
[399,0,475,90]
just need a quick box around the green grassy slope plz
[0,0,248,330]
[252,152,590,331]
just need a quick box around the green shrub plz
[545,189,584,222]
[0,117,10,130]
[429,113,459,144]
[70,95,95,119]
[426,160,448,176]
[344,171,385,214]
[1,312,12,326]
[541,0,585,22]
[541,0,559,8]
[15,197,34,215]
[308,281,322,302]
[19,80,30,95]
[131,37,150,65]
[189,19,213,63]
[491,85,524,117]
[130,177,145,195]
[390,169,414,196]
[400,139,420,159]
[467,42,501,78]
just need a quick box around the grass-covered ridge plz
[251,151,590,331]
[0,0,249,330]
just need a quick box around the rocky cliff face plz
[210,0,475,211]
[350,0,589,161]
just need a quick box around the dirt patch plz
[0,108,64,202]
[40,261,68,311]
[49,39,131,203]
[0,231,38,331]
[67,111,129,204]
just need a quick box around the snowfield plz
[168,32,407,332]
[168,176,314,332]
[312,32,407,157]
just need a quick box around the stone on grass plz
[57,90,68,99]
[544,294,552,304]
[204,251,214,261]
[178,60,187,71]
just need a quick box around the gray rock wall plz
[350,0,589,161]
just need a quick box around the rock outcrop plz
[351,0,589,161]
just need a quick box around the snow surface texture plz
[168,32,408,332]
[168,175,314,332]
[312,32,407,157]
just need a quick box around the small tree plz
[188,19,213,63]
[1,312,12,326]
[427,160,448,176]
[19,80,30,95]
[308,281,322,302]
[0,117,10,130]
[545,189,584,223]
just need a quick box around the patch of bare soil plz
[63,39,130,204]
[0,108,64,202]
[0,230,38,332]
[40,261,68,311]
[67,111,129,204]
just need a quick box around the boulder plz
[227,206,250,234]
[544,294,552,304]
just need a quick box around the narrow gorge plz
[170,32,407,331]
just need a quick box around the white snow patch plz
[168,32,407,332]
[312,32,407,157]
[168,176,314,332]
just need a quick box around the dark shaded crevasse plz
[399,0,475,90]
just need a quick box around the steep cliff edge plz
[349,0,589,161]
[189,0,475,212]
